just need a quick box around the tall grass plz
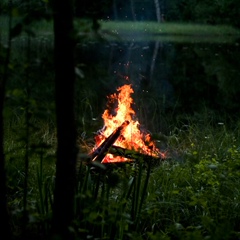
[4,111,240,239]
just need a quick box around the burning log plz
[108,145,164,162]
[88,145,163,173]
[91,120,130,162]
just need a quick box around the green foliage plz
[140,117,240,239]
[4,99,240,239]
[71,159,153,239]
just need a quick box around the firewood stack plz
[90,120,164,166]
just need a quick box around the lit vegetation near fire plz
[5,112,240,239]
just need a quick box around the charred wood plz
[91,120,130,162]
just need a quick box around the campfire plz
[90,84,165,163]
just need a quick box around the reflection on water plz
[77,37,240,131]
[4,30,240,135]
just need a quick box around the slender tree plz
[51,0,78,239]
[154,0,161,22]
[130,0,136,21]
[150,41,160,82]
[113,0,118,20]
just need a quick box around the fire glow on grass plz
[91,84,164,163]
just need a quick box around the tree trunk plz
[52,0,78,239]
[0,1,13,238]
[150,41,160,82]
[0,50,12,240]
[113,0,118,20]
[130,0,136,21]
[154,0,161,22]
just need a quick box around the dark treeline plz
[1,0,240,27]
[77,0,240,27]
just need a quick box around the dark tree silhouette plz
[0,47,12,240]
[0,2,12,238]
[51,0,78,239]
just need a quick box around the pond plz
[5,32,240,135]
[76,36,240,134]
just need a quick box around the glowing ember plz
[91,84,164,163]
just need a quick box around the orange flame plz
[92,84,164,163]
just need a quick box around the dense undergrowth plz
[4,113,240,239]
